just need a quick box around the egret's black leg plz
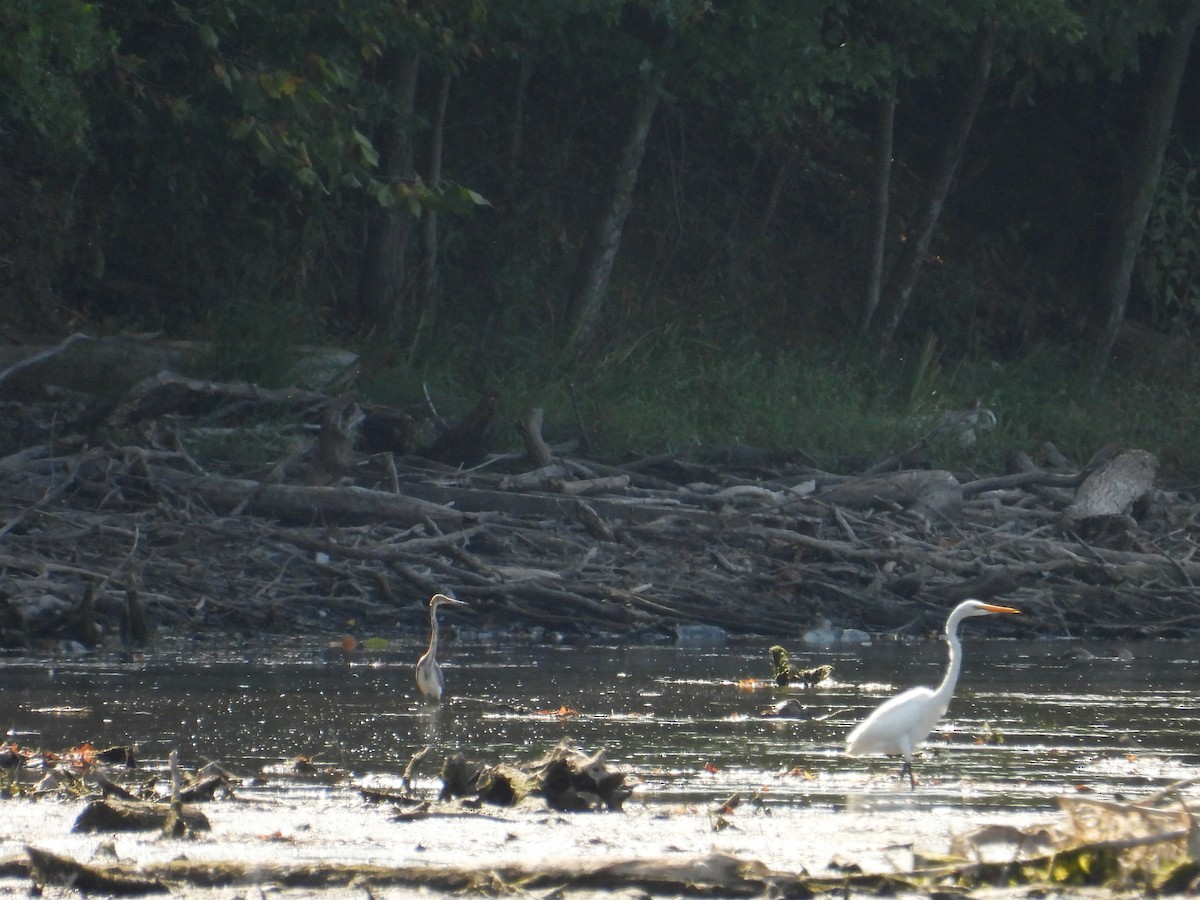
[900,760,916,789]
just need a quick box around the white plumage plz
[845,599,1020,787]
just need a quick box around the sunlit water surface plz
[1,637,1198,886]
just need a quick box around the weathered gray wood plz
[108,370,329,426]
[3,361,1200,640]
[517,407,554,468]
[72,799,210,834]
[816,469,962,516]
[152,468,466,526]
[395,479,712,527]
[1064,449,1157,521]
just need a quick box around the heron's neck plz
[427,609,440,656]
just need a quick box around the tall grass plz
[363,321,1200,483]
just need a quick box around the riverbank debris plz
[439,739,631,811]
[916,776,1200,892]
[72,798,211,835]
[14,849,789,896]
[27,846,167,895]
[759,699,816,718]
[5,751,1200,897]
[0,741,141,799]
[2,366,1197,646]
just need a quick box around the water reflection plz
[2,638,1198,812]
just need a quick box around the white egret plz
[845,599,1020,787]
[415,593,468,702]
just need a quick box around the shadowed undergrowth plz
[364,331,1200,482]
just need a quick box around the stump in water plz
[760,699,816,719]
[72,799,211,834]
[439,752,534,806]
[530,741,631,811]
[439,741,630,811]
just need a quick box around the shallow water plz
[1,635,1198,887]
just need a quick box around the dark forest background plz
[2,1,1199,474]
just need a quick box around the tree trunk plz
[1090,0,1200,373]
[860,77,896,335]
[411,71,452,355]
[507,57,532,176]
[758,151,790,239]
[564,64,666,354]
[356,52,421,338]
[871,22,999,354]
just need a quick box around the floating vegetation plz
[769,645,833,688]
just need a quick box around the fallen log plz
[26,846,167,896]
[20,849,786,895]
[815,469,962,516]
[150,468,467,527]
[395,479,713,527]
[107,369,330,427]
[72,798,211,834]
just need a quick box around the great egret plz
[845,599,1020,787]
[415,593,468,702]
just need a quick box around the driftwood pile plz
[2,348,1200,645]
[935,776,1200,892]
[438,739,631,811]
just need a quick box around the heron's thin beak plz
[981,603,1021,614]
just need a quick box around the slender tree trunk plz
[1091,0,1200,373]
[860,77,896,335]
[872,22,999,355]
[758,151,790,239]
[411,71,452,352]
[508,57,532,170]
[564,63,666,354]
[356,53,420,338]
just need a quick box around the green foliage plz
[1142,149,1200,320]
[1,0,1197,479]
[0,0,114,330]
[385,316,1200,481]
[180,419,306,468]
[203,294,321,387]
[0,0,112,155]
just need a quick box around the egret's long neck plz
[932,620,965,709]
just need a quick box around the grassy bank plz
[360,328,1200,484]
